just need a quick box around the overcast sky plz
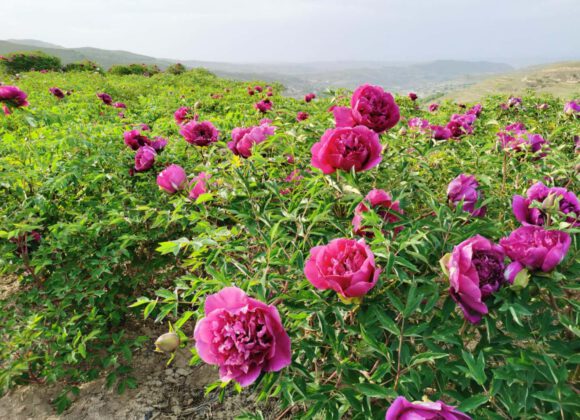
[1,0,579,65]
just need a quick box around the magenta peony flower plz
[444,235,507,323]
[564,100,580,115]
[180,120,219,147]
[254,99,273,113]
[134,146,157,172]
[497,124,548,156]
[385,396,471,420]
[254,85,263,93]
[194,287,291,387]
[537,103,549,110]
[247,88,255,96]
[296,111,309,121]
[408,118,430,133]
[352,189,403,237]
[150,136,168,153]
[334,84,400,133]
[466,104,482,117]
[430,125,452,140]
[507,96,522,108]
[304,238,381,300]
[113,102,126,109]
[428,103,439,112]
[446,113,475,138]
[408,92,418,101]
[513,182,580,226]
[174,106,196,125]
[228,122,276,158]
[188,172,211,200]
[305,93,316,103]
[311,126,382,174]
[97,92,113,105]
[447,174,487,217]
[499,226,571,272]
[156,164,188,194]
[49,87,65,99]
[124,130,151,150]
[0,85,29,114]
[11,230,42,256]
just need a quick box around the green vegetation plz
[0,50,62,74]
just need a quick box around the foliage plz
[63,60,102,73]
[166,63,187,75]
[108,63,162,76]
[0,68,579,418]
[0,50,62,74]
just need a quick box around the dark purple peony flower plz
[428,103,439,112]
[304,93,316,102]
[443,235,506,323]
[408,92,418,101]
[447,174,487,217]
[49,87,65,99]
[124,129,151,150]
[512,182,579,226]
[97,92,113,105]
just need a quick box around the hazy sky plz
[1,0,579,65]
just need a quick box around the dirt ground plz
[0,326,280,420]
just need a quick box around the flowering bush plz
[0,69,577,419]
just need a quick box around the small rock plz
[175,368,189,377]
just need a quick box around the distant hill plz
[441,62,580,101]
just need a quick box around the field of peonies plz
[0,68,579,419]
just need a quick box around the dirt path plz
[0,333,277,419]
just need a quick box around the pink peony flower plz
[333,84,400,133]
[113,102,126,109]
[49,87,65,99]
[512,182,579,226]
[174,106,196,125]
[466,104,482,117]
[430,125,452,140]
[352,189,403,237]
[296,111,309,121]
[311,126,382,174]
[134,146,157,172]
[228,122,276,158]
[150,136,168,153]
[194,287,291,387]
[254,85,263,93]
[497,124,548,157]
[180,120,219,147]
[408,118,430,133]
[304,238,380,300]
[124,130,151,150]
[97,92,113,105]
[254,99,273,113]
[447,174,487,217]
[157,164,188,194]
[188,172,211,200]
[444,235,506,323]
[385,396,471,420]
[446,113,475,138]
[564,100,580,115]
[500,226,571,272]
[428,103,439,112]
[0,85,29,114]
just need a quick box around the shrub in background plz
[0,51,62,74]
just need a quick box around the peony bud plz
[155,332,180,353]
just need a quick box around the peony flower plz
[180,120,219,146]
[124,129,151,150]
[466,104,482,117]
[304,238,381,300]
[442,235,506,323]
[228,122,276,158]
[49,87,65,99]
[497,124,548,157]
[157,164,188,194]
[499,226,571,272]
[139,123,151,131]
[446,113,475,138]
[385,396,471,420]
[430,125,452,140]
[247,88,255,96]
[174,106,196,125]
[564,100,580,115]
[194,287,291,387]
[352,189,403,237]
[11,230,42,256]
[254,99,273,113]
[305,93,316,102]
[334,84,400,133]
[428,103,439,112]
[150,137,168,153]
[188,172,211,200]
[311,126,382,174]
[408,92,418,101]
[447,174,487,217]
[537,103,549,110]
[113,102,126,109]
[97,92,113,105]
[408,118,430,133]
[296,111,309,121]
[512,182,580,226]
[0,85,29,114]
[254,85,263,93]
[134,146,157,172]
[507,96,522,108]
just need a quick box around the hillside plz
[442,62,580,101]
